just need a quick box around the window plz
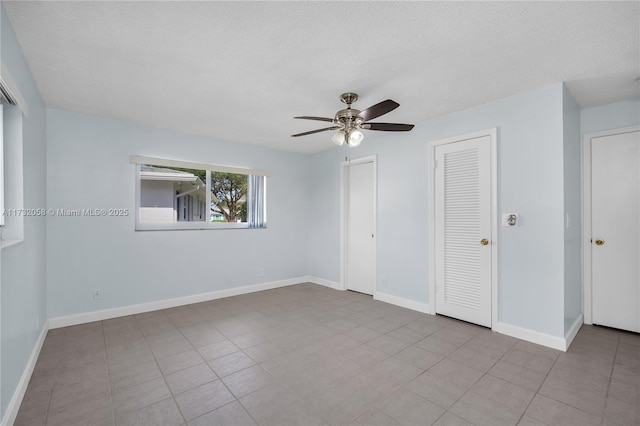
[0,65,27,247]
[131,156,268,230]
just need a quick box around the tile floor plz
[14,283,640,426]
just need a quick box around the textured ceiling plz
[4,1,639,153]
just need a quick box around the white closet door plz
[347,161,376,295]
[435,136,492,327]
[592,130,640,333]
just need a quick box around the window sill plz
[1,239,23,250]
[135,223,267,231]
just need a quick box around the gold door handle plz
[595,238,605,246]
[480,238,489,246]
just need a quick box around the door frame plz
[428,128,498,327]
[341,154,377,292]
[582,125,639,325]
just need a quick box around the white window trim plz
[0,62,28,116]
[132,156,268,231]
[130,155,271,177]
[0,63,29,249]
[0,103,4,227]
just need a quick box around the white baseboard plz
[49,277,307,329]
[493,321,568,352]
[374,291,431,314]
[564,314,583,350]
[1,321,49,426]
[305,276,343,291]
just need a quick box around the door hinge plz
[434,159,438,168]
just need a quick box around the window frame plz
[131,155,269,231]
[0,103,4,227]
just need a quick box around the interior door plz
[435,136,492,327]
[591,130,640,333]
[347,160,376,295]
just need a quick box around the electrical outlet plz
[258,267,265,277]
[93,289,102,300]
[381,276,387,287]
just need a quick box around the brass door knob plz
[480,238,489,246]
[595,238,605,246]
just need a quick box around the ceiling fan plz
[291,92,414,147]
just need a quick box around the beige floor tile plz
[344,343,389,367]
[157,349,204,375]
[188,401,256,426]
[406,372,470,409]
[174,380,235,421]
[164,362,217,395]
[603,395,640,425]
[394,346,443,370]
[428,359,484,388]
[539,376,607,416]
[230,332,270,349]
[378,388,445,425]
[469,374,535,415]
[243,342,284,363]
[371,357,423,385]
[221,365,274,398]
[432,411,474,426]
[367,334,412,355]
[525,394,602,425]
[450,391,522,425]
[207,350,256,377]
[115,397,184,426]
[351,409,400,426]
[109,360,162,391]
[46,397,115,426]
[111,377,171,417]
[414,335,462,357]
[612,362,640,386]
[14,285,640,426]
[502,348,557,375]
[517,415,548,425]
[196,339,240,361]
[238,382,300,423]
[148,335,193,360]
[555,351,613,378]
[448,346,499,372]
[548,361,610,392]
[607,378,640,406]
[342,325,383,343]
[488,359,546,392]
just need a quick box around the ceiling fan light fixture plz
[332,130,346,146]
[347,129,363,147]
[292,92,414,146]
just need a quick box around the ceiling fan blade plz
[357,99,400,122]
[362,123,415,132]
[291,126,341,137]
[294,116,335,123]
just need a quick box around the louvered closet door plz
[435,136,492,327]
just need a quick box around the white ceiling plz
[4,1,639,154]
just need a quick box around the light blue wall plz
[307,146,343,281]
[310,84,568,337]
[563,85,583,334]
[46,109,311,318]
[0,7,48,419]
[581,99,640,135]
